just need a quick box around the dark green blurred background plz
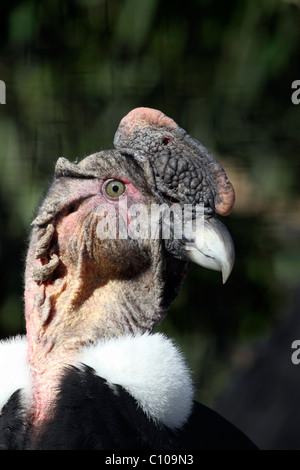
[0,0,299,449]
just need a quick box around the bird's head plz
[24,107,235,422]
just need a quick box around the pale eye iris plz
[106,180,125,197]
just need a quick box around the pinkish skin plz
[214,172,236,216]
[118,107,178,133]
[25,175,147,427]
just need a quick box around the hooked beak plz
[183,216,235,284]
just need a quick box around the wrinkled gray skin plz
[113,108,235,277]
[115,127,217,210]
[113,111,234,215]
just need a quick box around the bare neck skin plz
[24,204,165,426]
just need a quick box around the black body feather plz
[0,366,257,450]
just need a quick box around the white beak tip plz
[183,216,235,284]
[222,266,232,284]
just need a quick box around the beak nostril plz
[162,137,173,145]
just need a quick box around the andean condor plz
[0,107,257,450]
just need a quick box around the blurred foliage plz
[0,0,299,406]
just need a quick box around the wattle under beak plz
[182,216,235,284]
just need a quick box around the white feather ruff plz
[79,332,194,429]
[0,333,193,429]
[0,335,31,412]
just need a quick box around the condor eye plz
[105,180,125,198]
